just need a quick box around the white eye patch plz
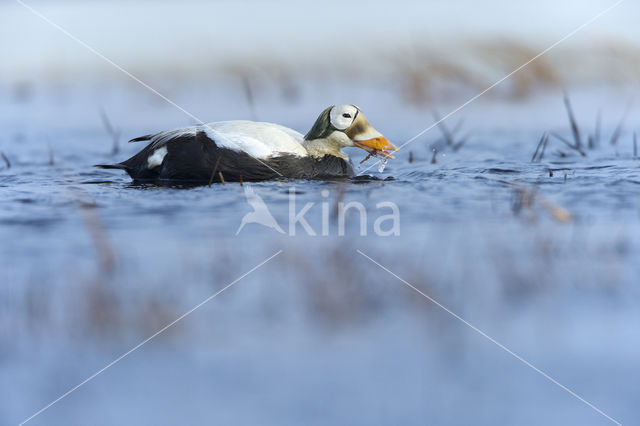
[329,105,358,130]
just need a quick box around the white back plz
[205,121,308,159]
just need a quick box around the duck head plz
[303,105,397,160]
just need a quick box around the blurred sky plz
[1,0,638,81]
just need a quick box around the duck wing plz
[129,127,199,149]
[203,121,308,159]
[128,121,308,160]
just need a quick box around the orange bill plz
[354,137,398,153]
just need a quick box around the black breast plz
[115,130,354,184]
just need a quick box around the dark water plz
[1,84,639,425]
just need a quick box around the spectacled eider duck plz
[96,104,397,184]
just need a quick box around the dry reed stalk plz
[241,75,258,122]
[550,133,586,157]
[208,157,222,187]
[100,108,121,155]
[609,99,633,145]
[0,152,10,168]
[563,93,582,150]
[74,196,116,274]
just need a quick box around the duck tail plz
[93,163,128,170]
[129,134,153,143]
